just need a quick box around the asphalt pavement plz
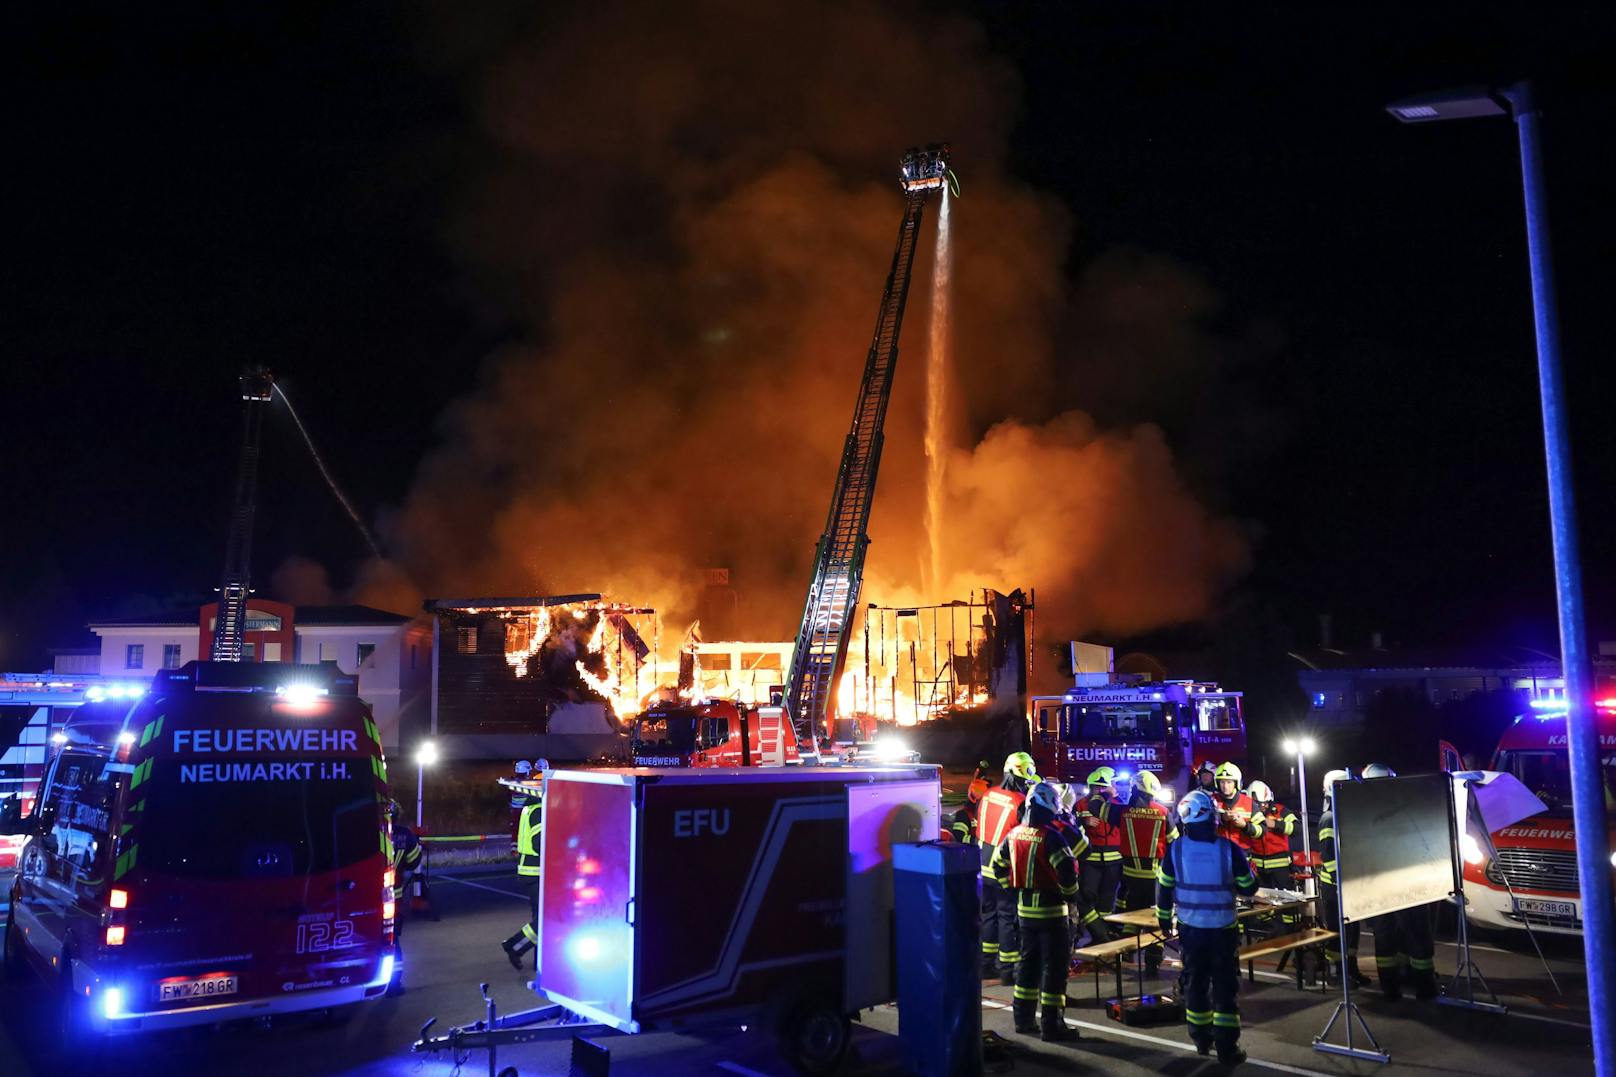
[0,867,1597,1076]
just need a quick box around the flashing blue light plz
[86,687,106,702]
[1529,697,1565,710]
[566,932,604,965]
[102,987,125,1019]
[1311,692,1327,709]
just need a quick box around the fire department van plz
[629,700,804,767]
[1028,680,1247,792]
[1463,699,1616,935]
[2,661,397,1039]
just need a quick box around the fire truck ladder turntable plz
[211,369,275,663]
[783,145,954,761]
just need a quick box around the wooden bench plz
[1072,930,1165,1001]
[1237,927,1338,988]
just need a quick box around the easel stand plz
[1312,900,1389,1063]
[1441,879,1506,1013]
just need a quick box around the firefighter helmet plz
[513,759,532,776]
[1027,781,1061,815]
[1135,771,1162,797]
[1214,761,1243,785]
[1180,790,1216,824]
[1322,768,1351,798]
[534,758,551,773]
[1247,779,1274,805]
[1057,783,1078,813]
[1086,766,1116,788]
[1004,751,1038,781]
[1362,762,1396,779]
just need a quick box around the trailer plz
[417,764,939,1074]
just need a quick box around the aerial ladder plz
[210,369,275,662]
[783,145,956,761]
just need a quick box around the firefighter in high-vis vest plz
[1212,762,1263,852]
[978,751,1039,983]
[386,799,422,996]
[1316,768,1366,987]
[1156,790,1257,1066]
[501,761,547,970]
[990,781,1082,1043]
[1051,783,1105,942]
[1360,762,1439,1000]
[1245,780,1299,932]
[1075,767,1124,942]
[1118,770,1176,974]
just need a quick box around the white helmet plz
[1180,790,1216,824]
[1322,768,1350,798]
[1028,781,1061,815]
[1247,780,1274,804]
[1361,762,1396,779]
[1056,783,1078,813]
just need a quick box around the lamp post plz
[415,740,439,830]
[1283,736,1317,896]
[1388,82,1614,1075]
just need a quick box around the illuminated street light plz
[1387,81,1614,1070]
[1283,735,1317,897]
[415,740,439,829]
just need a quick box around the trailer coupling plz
[411,982,615,1075]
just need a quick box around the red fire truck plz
[2,661,396,1041]
[1463,698,1616,935]
[1028,680,1246,792]
[630,700,804,767]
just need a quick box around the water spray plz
[272,383,386,561]
[923,187,952,593]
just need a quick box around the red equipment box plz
[538,766,940,1033]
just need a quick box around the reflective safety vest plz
[1251,803,1297,869]
[978,787,1026,876]
[1049,815,1091,860]
[1120,803,1171,879]
[1317,809,1337,886]
[516,801,543,877]
[1079,796,1123,862]
[1215,791,1260,851]
[993,823,1080,919]
[1167,836,1237,929]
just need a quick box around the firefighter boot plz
[502,933,534,970]
[1411,967,1439,1001]
[1346,956,1369,989]
[1012,998,1038,1035]
[1218,1046,1248,1066]
[1040,1009,1079,1043]
[999,963,1018,987]
[1376,963,1402,1002]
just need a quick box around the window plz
[1059,703,1167,742]
[125,644,144,669]
[45,752,117,879]
[162,644,183,669]
[264,642,281,662]
[740,652,782,671]
[457,626,477,654]
[357,643,376,668]
[1311,692,1326,710]
[700,654,734,672]
[243,642,257,661]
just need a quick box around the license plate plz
[1515,898,1576,918]
[158,974,240,1003]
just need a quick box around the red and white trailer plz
[537,765,939,1070]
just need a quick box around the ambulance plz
[2,661,397,1039]
[1463,697,1616,935]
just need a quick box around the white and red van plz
[1463,698,1616,935]
[2,661,396,1038]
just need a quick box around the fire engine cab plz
[630,700,803,768]
[1463,697,1616,935]
[2,661,396,1043]
[1028,677,1246,791]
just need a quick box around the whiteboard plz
[1335,773,1457,923]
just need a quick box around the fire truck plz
[1028,679,1247,792]
[2,661,396,1042]
[1463,698,1616,935]
[629,700,804,767]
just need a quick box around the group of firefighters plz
[952,751,1438,1063]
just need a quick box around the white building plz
[80,603,430,753]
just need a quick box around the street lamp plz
[415,740,439,830]
[1388,82,1615,1075]
[1282,736,1317,896]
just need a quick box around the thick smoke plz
[363,0,1250,648]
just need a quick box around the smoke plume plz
[365,0,1251,648]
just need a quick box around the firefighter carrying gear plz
[991,801,1083,1041]
[1118,776,1175,971]
[1156,796,1258,1063]
[1246,782,1299,931]
[502,796,544,970]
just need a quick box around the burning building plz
[425,595,659,760]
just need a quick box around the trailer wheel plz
[775,998,850,1075]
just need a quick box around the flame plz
[504,607,553,677]
[498,599,660,720]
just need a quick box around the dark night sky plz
[5,3,1615,670]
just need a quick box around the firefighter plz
[501,761,547,971]
[1360,762,1439,1000]
[1051,784,1105,943]
[1317,768,1366,988]
[1212,762,1263,852]
[1074,767,1124,943]
[990,781,1082,1043]
[950,773,987,845]
[1196,760,1218,795]
[1245,780,1299,934]
[978,751,1039,983]
[387,800,423,997]
[1119,770,1176,974]
[1156,790,1257,1066]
